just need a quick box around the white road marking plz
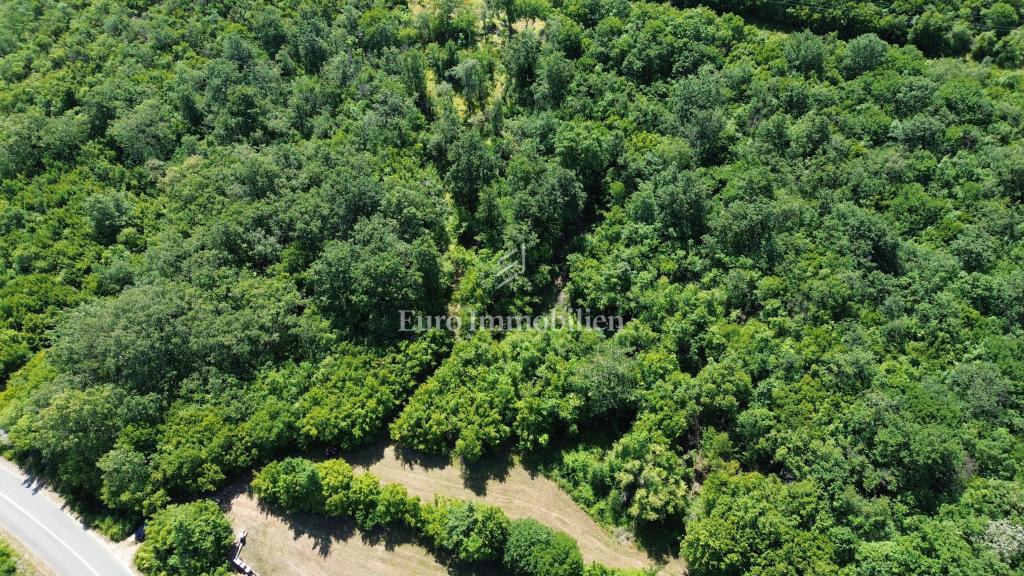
[0,488,103,576]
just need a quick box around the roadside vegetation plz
[0,541,17,576]
[0,537,34,576]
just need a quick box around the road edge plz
[0,458,142,576]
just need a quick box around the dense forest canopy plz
[685,0,1024,63]
[2,0,1024,574]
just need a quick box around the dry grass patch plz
[224,444,687,575]
[226,490,451,576]
[346,443,686,574]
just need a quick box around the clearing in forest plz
[227,491,452,576]
[226,443,687,575]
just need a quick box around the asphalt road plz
[0,459,135,576]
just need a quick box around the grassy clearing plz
[345,443,686,574]
[225,444,687,575]
[226,489,451,576]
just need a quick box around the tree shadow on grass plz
[344,439,515,499]
[221,479,352,559]
[459,450,513,496]
[230,480,505,575]
[441,559,506,576]
[417,538,507,576]
[247,500,357,558]
[341,440,388,468]
[633,519,683,564]
[392,444,452,471]
[360,524,504,575]
[343,438,453,472]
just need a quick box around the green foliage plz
[784,31,827,77]
[251,457,324,513]
[309,215,443,340]
[684,471,839,576]
[296,334,446,450]
[97,446,152,513]
[346,473,385,531]
[7,384,131,496]
[3,0,1024,573]
[135,501,233,576]
[0,329,29,384]
[503,518,584,576]
[317,459,356,517]
[108,99,182,166]
[0,539,20,576]
[375,483,422,529]
[841,34,889,79]
[253,457,425,532]
[677,0,1023,61]
[422,499,510,562]
[391,332,518,461]
[605,427,689,523]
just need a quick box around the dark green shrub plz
[503,518,584,576]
